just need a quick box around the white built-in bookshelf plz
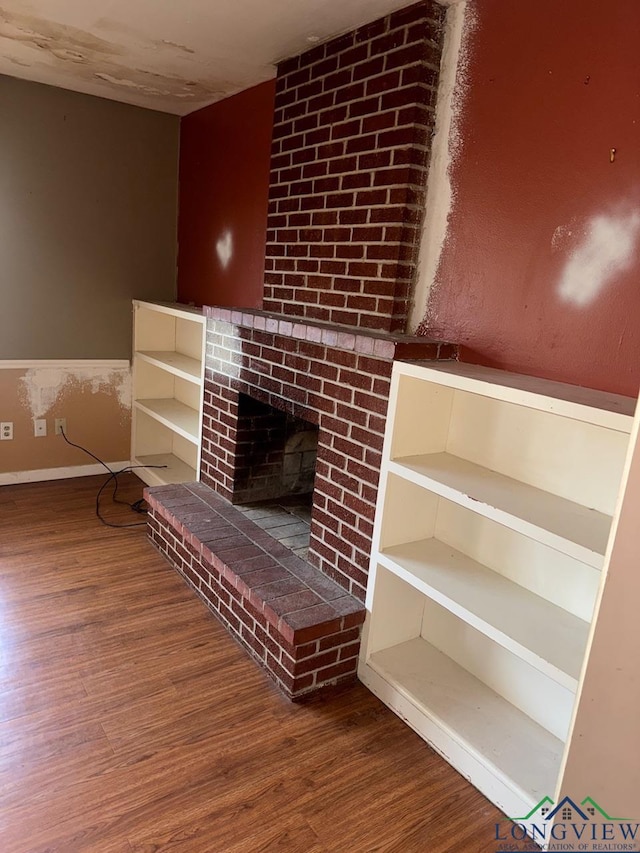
[359,360,636,819]
[131,301,206,486]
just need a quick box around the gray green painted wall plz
[0,74,179,359]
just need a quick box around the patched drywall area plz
[19,364,131,420]
[410,0,475,331]
[416,0,640,397]
[555,208,640,308]
[0,362,131,476]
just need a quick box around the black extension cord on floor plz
[59,428,166,529]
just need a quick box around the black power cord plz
[59,427,167,529]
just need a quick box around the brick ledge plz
[205,305,458,362]
[145,482,365,699]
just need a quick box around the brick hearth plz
[146,482,365,699]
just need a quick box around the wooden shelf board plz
[137,351,202,383]
[379,538,588,689]
[135,399,199,444]
[367,637,563,805]
[133,300,205,323]
[398,361,635,431]
[133,453,197,486]
[389,453,611,569]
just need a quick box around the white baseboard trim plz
[0,461,133,486]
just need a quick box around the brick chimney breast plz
[264,0,446,335]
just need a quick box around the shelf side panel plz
[175,316,205,363]
[134,306,176,352]
[379,474,439,550]
[390,375,454,459]
[173,377,201,413]
[365,565,426,656]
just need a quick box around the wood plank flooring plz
[0,475,503,852]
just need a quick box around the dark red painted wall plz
[177,81,275,309]
[425,0,640,397]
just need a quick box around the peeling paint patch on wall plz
[19,364,131,420]
[1,361,132,476]
[557,209,640,307]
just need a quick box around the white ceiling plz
[0,0,419,115]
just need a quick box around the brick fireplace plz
[200,309,455,600]
[147,0,457,700]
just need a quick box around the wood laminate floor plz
[0,475,503,853]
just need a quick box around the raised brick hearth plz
[146,482,365,699]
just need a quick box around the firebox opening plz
[233,394,318,559]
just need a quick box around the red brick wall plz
[201,308,456,601]
[264,1,445,334]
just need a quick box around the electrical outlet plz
[55,418,67,436]
[34,418,47,437]
[1,422,13,440]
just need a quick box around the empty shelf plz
[380,538,588,690]
[389,453,611,569]
[135,399,199,444]
[137,350,202,383]
[366,637,563,807]
[133,453,197,486]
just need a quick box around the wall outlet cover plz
[34,418,47,437]
[1,422,13,440]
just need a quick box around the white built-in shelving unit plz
[131,300,206,487]
[359,360,636,820]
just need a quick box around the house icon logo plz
[495,796,639,851]
[513,795,626,824]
